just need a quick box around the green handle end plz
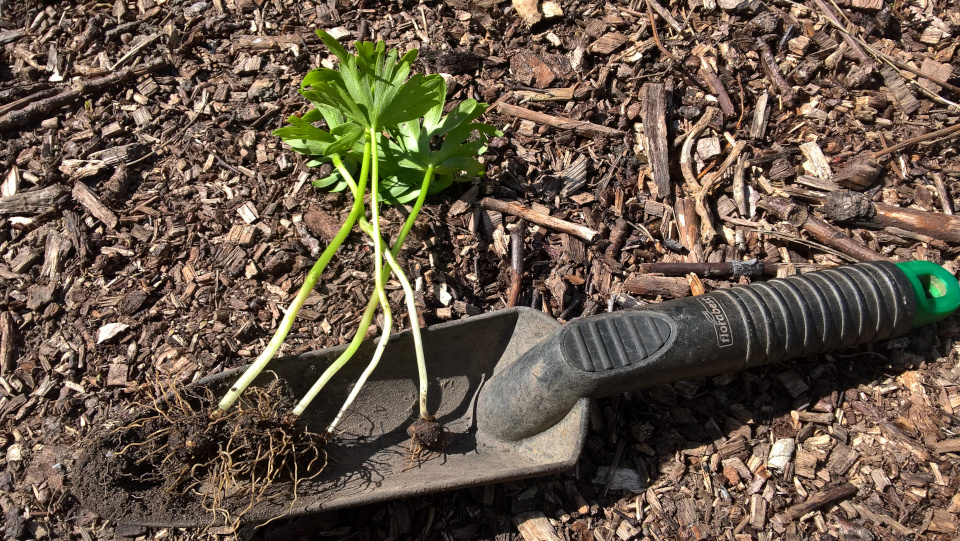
[896,261,960,327]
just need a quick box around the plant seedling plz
[217,31,500,437]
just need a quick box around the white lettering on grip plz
[697,297,734,347]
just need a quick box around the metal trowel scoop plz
[73,261,959,527]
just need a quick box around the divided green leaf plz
[273,31,502,204]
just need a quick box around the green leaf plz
[313,173,343,189]
[282,31,498,207]
[316,30,354,66]
[301,107,324,123]
[326,122,364,155]
[378,74,445,128]
[379,171,425,205]
[273,118,335,156]
[432,100,488,138]
[300,68,327,90]
[434,157,487,178]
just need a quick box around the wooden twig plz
[679,107,721,193]
[72,181,119,230]
[637,260,773,278]
[732,151,750,216]
[0,58,169,131]
[605,218,629,259]
[812,0,873,65]
[720,214,860,262]
[674,198,703,263]
[0,88,59,117]
[506,221,526,308]
[786,187,960,244]
[0,184,70,215]
[0,312,14,374]
[756,39,797,107]
[110,34,162,71]
[645,0,681,63]
[480,198,599,242]
[642,83,671,198]
[494,102,622,137]
[698,60,735,118]
[783,483,857,521]
[645,0,682,32]
[758,196,886,262]
[870,121,960,158]
[623,274,691,298]
[749,92,769,139]
[933,438,960,454]
[853,504,917,537]
[231,33,320,52]
[695,140,747,242]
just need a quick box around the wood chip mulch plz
[1,0,960,539]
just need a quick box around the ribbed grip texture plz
[562,314,672,372]
[712,261,910,365]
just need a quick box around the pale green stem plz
[216,142,371,412]
[368,128,387,355]
[326,216,404,432]
[291,160,436,418]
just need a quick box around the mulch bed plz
[2,0,960,539]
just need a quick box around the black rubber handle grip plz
[478,261,916,441]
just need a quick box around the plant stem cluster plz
[217,31,499,431]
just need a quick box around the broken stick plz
[696,140,748,242]
[0,311,14,374]
[679,107,721,193]
[790,188,960,245]
[759,196,886,262]
[698,60,736,118]
[637,260,773,278]
[480,198,599,242]
[871,121,960,159]
[783,483,857,521]
[0,184,70,215]
[495,102,622,138]
[756,39,798,107]
[0,58,169,131]
[642,83,671,198]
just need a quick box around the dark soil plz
[74,378,327,530]
[407,416,449,453]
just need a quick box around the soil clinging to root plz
[75,377,328,529]
[406,416,450,467]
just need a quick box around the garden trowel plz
[74,260,959,527]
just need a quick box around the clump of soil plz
[100,377,328,528]
[406,415,450,466]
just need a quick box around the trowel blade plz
[75,307,589,527]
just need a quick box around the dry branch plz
[0,184,70,215]
[680,107,721,193]
[636,260,772,278]
[696,140,747,242]
[0,58,169,131]
[756,39,797,107]
[698,60,735,118]
[642,83,671,198]
[495,102,622,137]
[0,312,14,374]
[759,197,885,262]
[788,188,960,244]
[480,198,599,242]
[623,274,691,298]
[870,122,960,158]
[783,483,857,520]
